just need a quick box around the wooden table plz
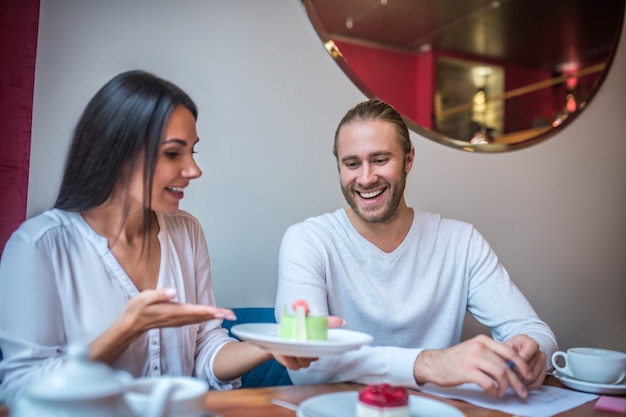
[203,377,619,417]
[0,377,619,416]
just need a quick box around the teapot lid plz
[25,344,128,400]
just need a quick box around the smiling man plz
[274,99,558,398]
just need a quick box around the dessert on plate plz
[356,383,410,417]
[279,300,328,341]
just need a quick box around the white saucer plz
[230,323,373,357]
[297,392,464,417]
[553,371,626,395]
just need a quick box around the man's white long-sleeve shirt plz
[275,209,557,388]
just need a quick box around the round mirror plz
[302,0,625,152]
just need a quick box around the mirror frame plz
[302,0,625,152]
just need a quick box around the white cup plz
[551,347,626,384]
[125,376,209,417]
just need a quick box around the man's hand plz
[413,334,537,398]
[505,334,547,390]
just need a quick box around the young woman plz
[0,70,314,397]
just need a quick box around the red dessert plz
[356,384,410,417]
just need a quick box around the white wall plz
[30,1,626,352]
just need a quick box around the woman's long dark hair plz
[54,70,198,242]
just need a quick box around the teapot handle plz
[143,380,176,417]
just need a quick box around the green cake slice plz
[279,300,328,341]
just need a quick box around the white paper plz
[421,383,598,417]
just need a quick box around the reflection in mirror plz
[303,0,625,152]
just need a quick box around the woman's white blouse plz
[0,209,239,397]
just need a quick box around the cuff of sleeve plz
[384,347,424,389]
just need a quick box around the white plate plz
[553,370,626,395]
[297,392,465,417]
[230,323,373,357]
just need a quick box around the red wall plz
[336,40,434,128]
[503,63,556,132]
[332,41,600,135]
[0,0,39,253]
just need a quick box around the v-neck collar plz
[338,208,416,259]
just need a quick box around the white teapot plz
[7,345,188,417]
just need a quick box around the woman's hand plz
[327,315,345,328]
[90,287,235,365]
[273,355,318,370]
[272,315,345,370]
[120,287,236,335]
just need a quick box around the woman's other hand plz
[272,314,345,370]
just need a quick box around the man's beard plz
[341,171,407,224]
